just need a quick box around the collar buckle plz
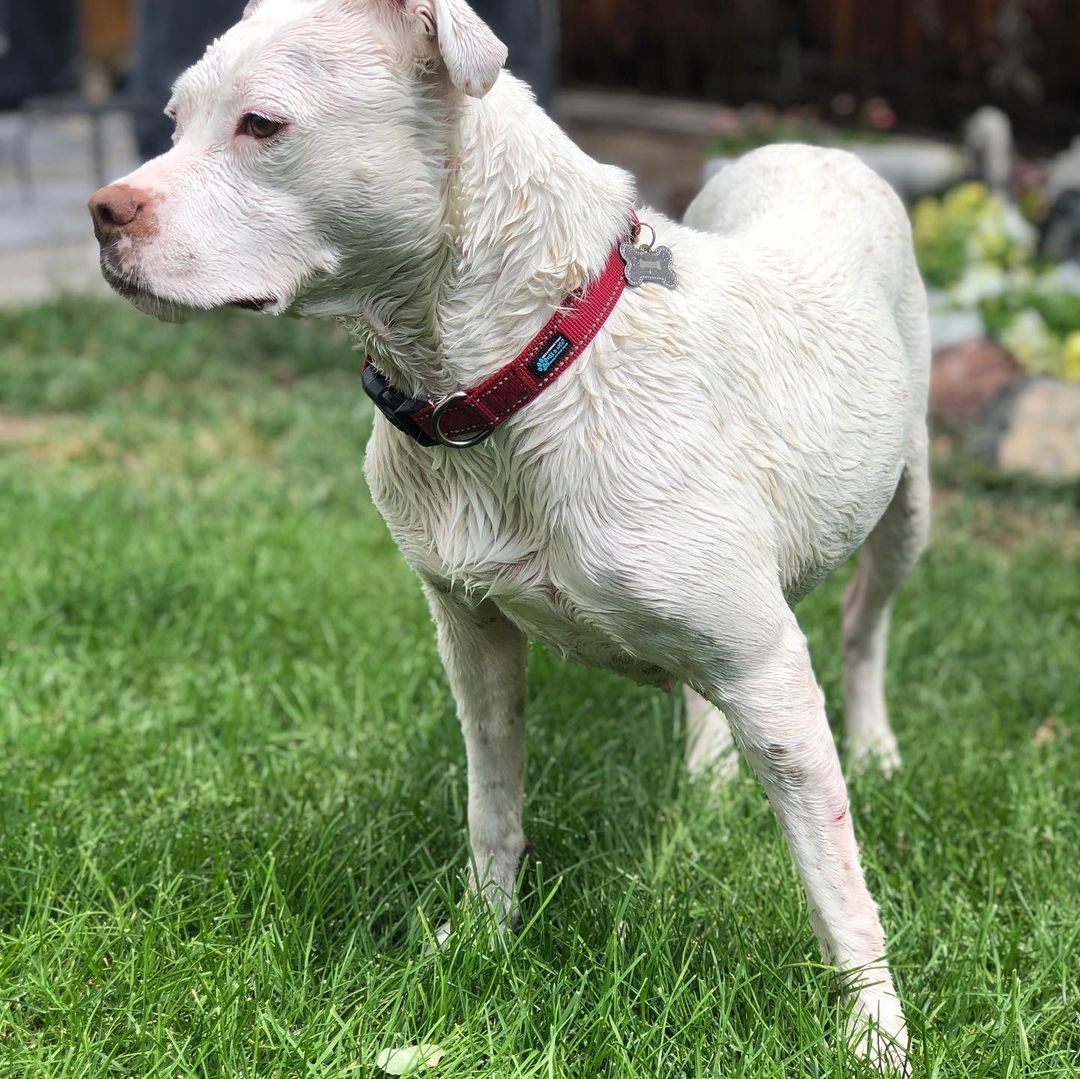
[361,362,439,448]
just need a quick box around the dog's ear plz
[242,0,263,16]
[398,0,507,98]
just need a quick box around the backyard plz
[0,298,1077,1077]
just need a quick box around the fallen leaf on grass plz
[1032,716,1068,748]
[375,1044,445,1075]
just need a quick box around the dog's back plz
[686,145,914,306]
[686,144,928,405]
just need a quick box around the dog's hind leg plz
[683,687,739,783]
[426,587,528,935]
[841,440,931,775]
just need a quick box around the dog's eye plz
[239,113,284,140]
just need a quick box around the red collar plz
[363,213,640,448]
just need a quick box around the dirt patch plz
[976,506,1080,557]
[934,483,1080,557]
[0,412,51,444]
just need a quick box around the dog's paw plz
[428,893,519,954]
[846,732,902,779]
[433,920,454,950]
[848,1022,910,1076]
[844,991,910,1075]
[427,916,502,954]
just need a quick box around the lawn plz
[0,298,1077,1078]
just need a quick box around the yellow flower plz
[967,225,1007,263]
[913,198,942,247]
[1063,331,1080,382]
[944,182,988,216]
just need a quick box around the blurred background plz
[1,0,1078,462]
[0,8,1076,1072]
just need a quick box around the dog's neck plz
[340,75,636,399]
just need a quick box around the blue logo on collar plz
[530,332,573,377]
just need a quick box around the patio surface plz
[0,110,139,305]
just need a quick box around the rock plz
[1046,135,1080,204]
[964,106,1013,196]
[845,137,967,202]
[930,338,1023,428]
[705,138,970,204]
[1039,190,1080,264]
[968,377,1080,480]
[928,301,986,350]
[702,156,735,184]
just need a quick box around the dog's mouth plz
[227,297,277,313]
[100,261,154,302]
[100,262,188,322]
[101,261,277,317]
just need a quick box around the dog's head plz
[88,0,507,320]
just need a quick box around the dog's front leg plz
[426,586,528,932]
[716,619,909,1073]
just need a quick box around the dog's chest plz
[365,431,671,686]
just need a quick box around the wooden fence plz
[560,0,1080,145]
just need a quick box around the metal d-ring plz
[635,221,656,252]
[431,391,491,449]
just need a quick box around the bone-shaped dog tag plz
[619,239,678,290]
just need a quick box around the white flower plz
[999,201,1038,250]
[1034,260,1080,297]
[1008,265,1036,291]
[1000,309,1061,374]
[963,198,1036,267]
[950,263,1009,306]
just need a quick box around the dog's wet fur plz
[89,2,930,1070]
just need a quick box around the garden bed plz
[917,182,1080,480]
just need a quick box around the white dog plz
[89,0,930,1069]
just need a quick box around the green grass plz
[0,298,1077,1078]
